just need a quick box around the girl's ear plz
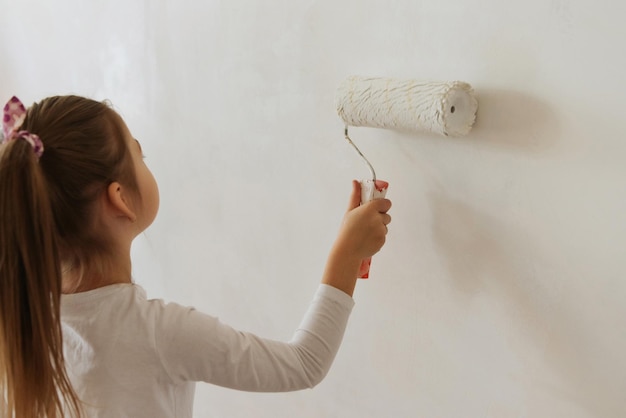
[106,182,137,222]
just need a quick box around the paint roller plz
[335,76,478,278]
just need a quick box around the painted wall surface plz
[2,1,625,416]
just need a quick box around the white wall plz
[2,1,625,416]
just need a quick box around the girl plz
[0,95,392,417]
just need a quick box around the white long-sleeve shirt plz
[61,283,354,418]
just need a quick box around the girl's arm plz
[155,180,391,391]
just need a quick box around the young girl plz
[0,95,391,417]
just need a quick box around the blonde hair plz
[0,96,138,417]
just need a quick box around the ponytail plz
[0,138,81,416]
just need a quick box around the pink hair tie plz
[2,96,44,159]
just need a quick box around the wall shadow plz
[468,88,562,154]
[428,191,622,417]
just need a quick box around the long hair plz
[0,96,138,417]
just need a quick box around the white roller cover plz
[336,76,478,136]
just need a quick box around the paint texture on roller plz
[336,76,478,136]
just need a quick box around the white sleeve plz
[153,284,355,392]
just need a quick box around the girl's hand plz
[335,180,392,261]
[321,181,392,296]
